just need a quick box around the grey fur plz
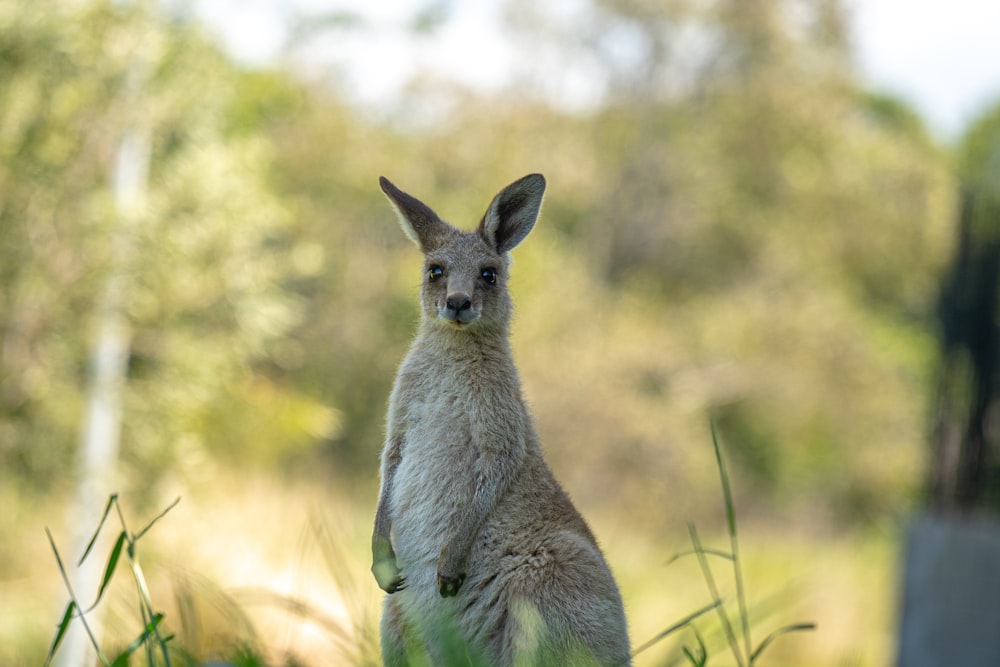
[372,174,631,666]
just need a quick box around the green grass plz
[42,427,824,667]
[45,494,183,666]
[42,491,373,667]
[627,424,815,666]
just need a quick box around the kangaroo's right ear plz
[479,173,545,254]
[379,177,449,251]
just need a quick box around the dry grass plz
[7,470,898,666]
[613,527,898,666]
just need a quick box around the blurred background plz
[3,0,999,665]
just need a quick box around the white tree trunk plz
[54,80,151,667]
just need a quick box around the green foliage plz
[654,428,815,666]
[0,0,325,496]
[0,0,960,528]
[270,0,949,527]
[958,103,1000,192]
[45,495,179,666]
[0,0,133,482]
[44,494,313,667]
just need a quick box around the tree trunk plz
[53,65,150,667]
[930,189,1000,512]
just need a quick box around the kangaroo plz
[371,174,631,666]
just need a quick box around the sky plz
[848,0,1000,139]
[193,0,1000,140]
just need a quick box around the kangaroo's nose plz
[446,293,472,314]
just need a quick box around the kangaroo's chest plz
[389,369,483,556]
[397,359,481,448]
[397,388,477,484]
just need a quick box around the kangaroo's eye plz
[480,267,497,285]
[427,265,444,283]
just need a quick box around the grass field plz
[4,471,902,666]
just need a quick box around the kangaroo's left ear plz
[478,174,545,253]
[379,176,454,252]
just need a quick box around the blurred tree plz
[225,72,417,471]
[931,103,1000,513]
[0,1,322,499]
[0,0,956,531]
[484,0,954,524]
[0,0,124,486]
[99,0,951,528]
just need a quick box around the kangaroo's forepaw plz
[372,558,406,594]
[437,571,466,597]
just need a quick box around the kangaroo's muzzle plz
[441,291,478,325]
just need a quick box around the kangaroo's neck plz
[414,320,515,367]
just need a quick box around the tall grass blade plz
[134,496,181,540]
[44,601,77,667]
[620,599,722,666]
[79,494,118,566]
[681,626,708,667]
[710,423,736,538]
[129,557,156,620]
[231,587,354,646]
[45,527,111,666]
[127,553,172,666]
[140,604,155,666]
[689,522,745,667]
[45,528,73,597]
[749,622,816,662]
[110,612,166,667]
[667,547,734,565]
[86,531,127,612]
[711,421,752,663]
[310,510,388,665]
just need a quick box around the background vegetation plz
[0,0,984,664]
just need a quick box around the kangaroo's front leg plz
[372,434,406,594]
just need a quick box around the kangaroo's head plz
[379,174,545,333]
